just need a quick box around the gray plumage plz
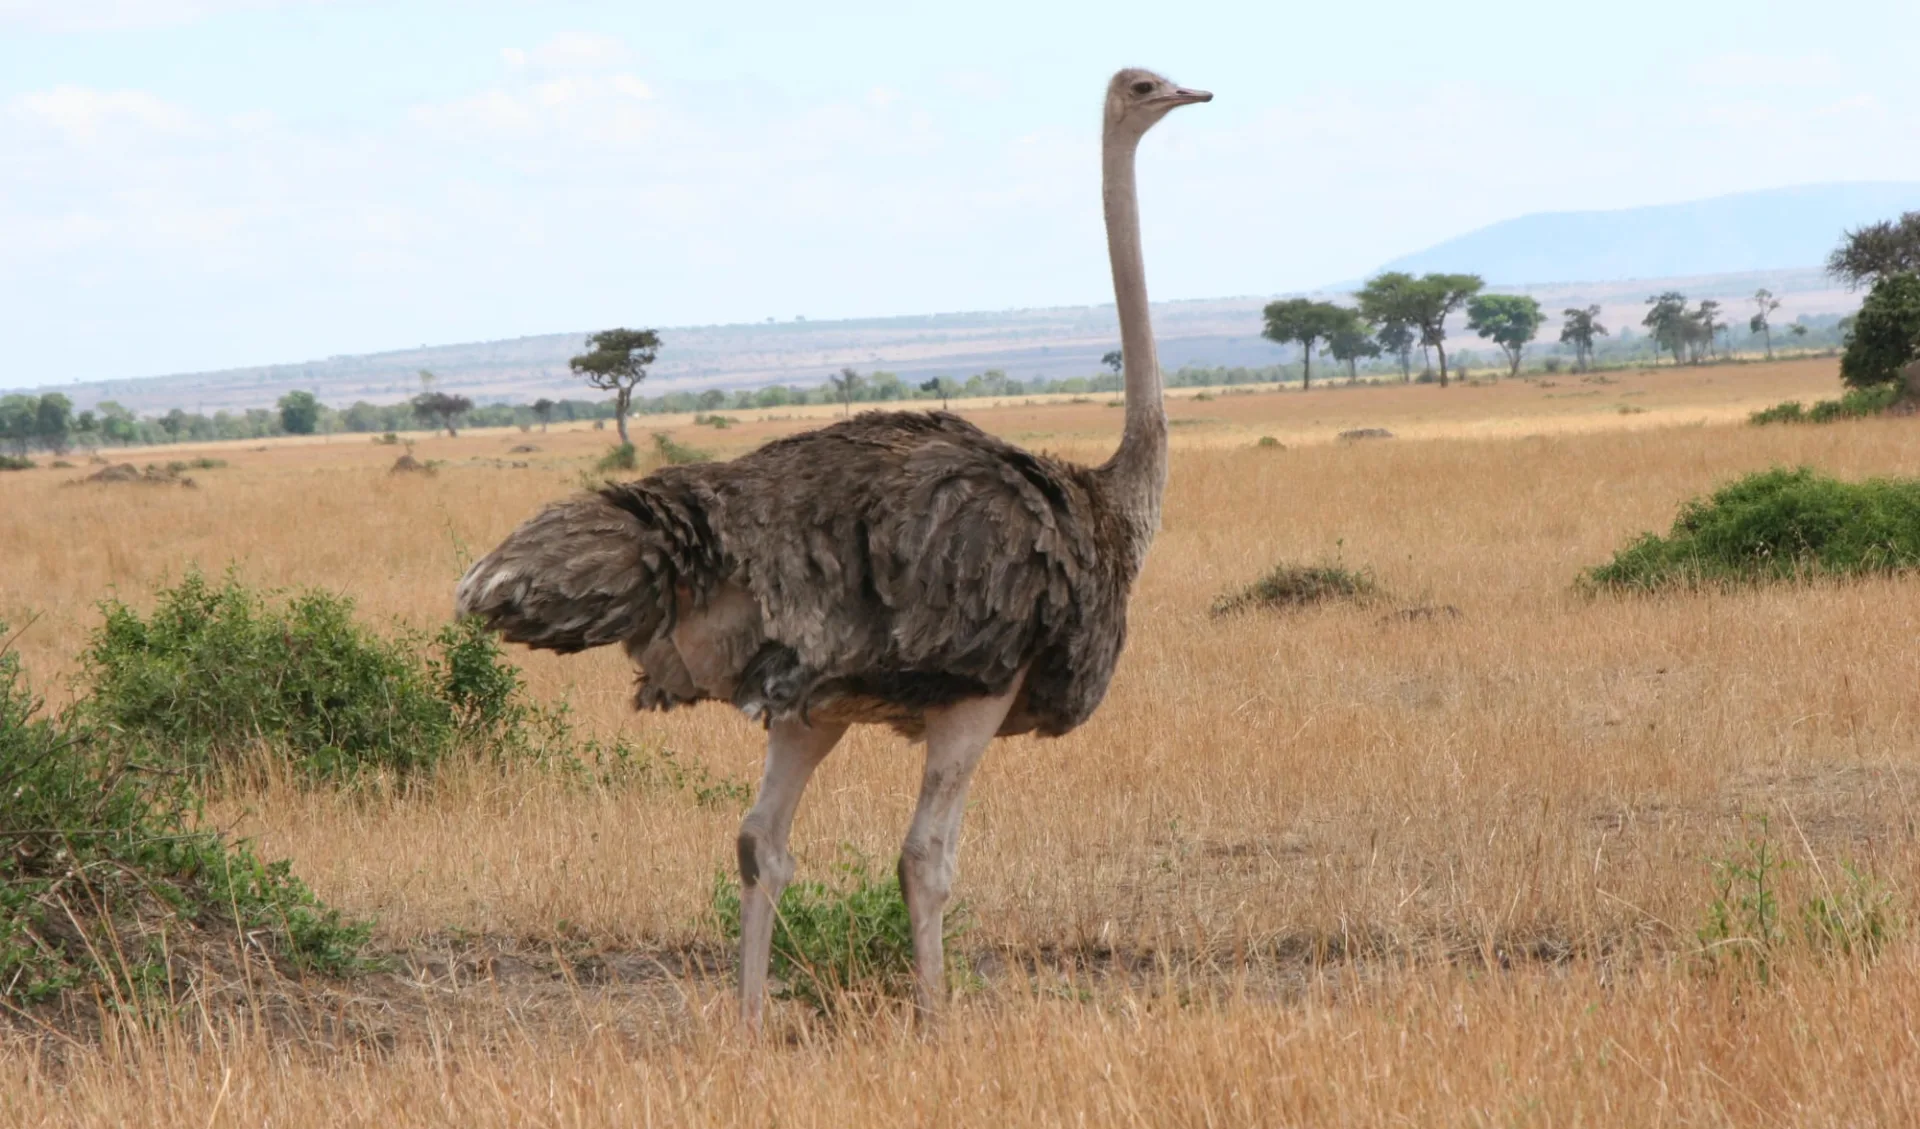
[456,409,1147,739]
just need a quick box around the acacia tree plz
[1750,289,1782,359]
[1828,212,1920,289]
[569,327,661,446]
[1361,272,1482,386]
[1643,292,1691,365]
[1355,272,1418,381]
[1100,349,1123,375]
[277,390,320,435]
[1695,300,1724,361]
[1466,294,1544,376]
[919,377,956,409]
[1262,298,1354,390]
[531,398,554,431]
[1839,271,1920,393]
[828,367,863,416]
[1559,305,1608,371]
[412,391,472,438]
[1326,313,1382,380]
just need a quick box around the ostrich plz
[454,68,1210,1024]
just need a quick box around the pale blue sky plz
[6,0,1920,384]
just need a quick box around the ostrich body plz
[455,68,1210,1023]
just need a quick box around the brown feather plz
[456,409,1149,738]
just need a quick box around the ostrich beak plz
[1165,87,1212,106]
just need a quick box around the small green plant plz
[1585,467,1920,591]
[162,457,228,472]
[1256,436,1282,449]
[596,442,639,473]
[0,455,34,471]
[693,413,734,429]
[652,432,711,465]
[0,621,369,1010]
[1211,556,1378,616]
[1696,817,1899,984]
[1800,862,1896,959]
[710,846,968,1016]
[1697,817,1788,983]
[373,432,400,445]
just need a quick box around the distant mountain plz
[1378,182,1920,285]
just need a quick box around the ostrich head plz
[1104,67,1212,139]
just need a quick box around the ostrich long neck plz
[1099,125,1167,537]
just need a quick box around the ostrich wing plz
[454,480,715,654]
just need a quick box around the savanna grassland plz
[4,356,1920,1126]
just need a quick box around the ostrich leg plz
[737,717,846,1028]
[899,681,1022,1018]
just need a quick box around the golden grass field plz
[4,356,1920,1125]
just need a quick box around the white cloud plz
[1686,51,1846,89]
[7,85,195,142]
[0,0,318,32]
[528,31,631,71]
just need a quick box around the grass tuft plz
[652,432,712,465]
[710,846,969,1017]
[1211,559,1378,616]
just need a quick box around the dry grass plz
[4,356,1920,1124]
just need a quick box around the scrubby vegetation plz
[0,623,369,1013]
[81,571,527,780]
[0,454,33,471]
[710,848,967,1017]
[1751,382,1903,425]
[652,432,711,465]
[1210,560,1378,616]
[1587,467,1920,590]
[76,570,749,804]
[595,442,638,473]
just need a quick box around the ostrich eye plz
[1130,81,1154,96]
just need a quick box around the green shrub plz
[0,455,33,472]
[1840,271,1920,390]
[652,432,711,465]
[693,413,734,429]
[80,570,526,780]
[1586,467,1920,591]
[1211,560,1377,616]
[710,847,968,1016]
[1758,383,1902,425]
[0,624,368,1010]
[596,443,638,472]
[160,457,227,473]
[1749,400,1807,425]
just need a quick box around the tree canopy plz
[1828,212,1920,289]
[1262,299,1355,389]
[1839,271,1920,392]
[277,390,320,435]
[1465,294,1544,376]
[1559,305,1608,371]
[411,391,473,438]
[1358,271,1482,386]
[569,327,662,446]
